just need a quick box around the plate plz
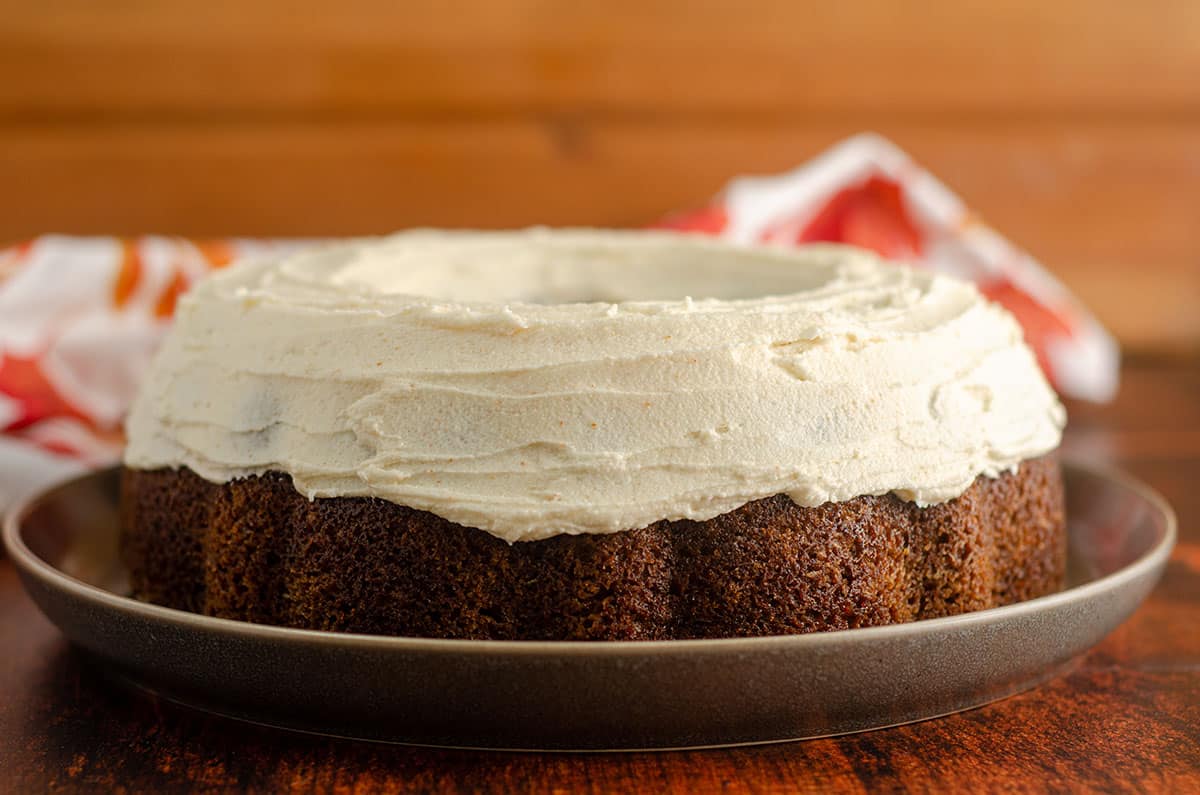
[3,462,1175,750]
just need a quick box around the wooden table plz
[2,359,1197,793]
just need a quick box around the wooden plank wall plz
[2,1,1198,353]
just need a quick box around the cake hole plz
[292,233,845,306]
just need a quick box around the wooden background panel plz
[3,119,1197,351]
[2,0,1200,116]
[1,1,1198,352]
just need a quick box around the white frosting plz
[124,229,1065,543]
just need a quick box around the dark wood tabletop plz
[1,357,1197,793]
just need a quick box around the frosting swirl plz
[124,229,1065,542]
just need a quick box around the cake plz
[120,229,1067,640]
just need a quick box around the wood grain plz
[1,358,1199,792]
[3,0,1200,116]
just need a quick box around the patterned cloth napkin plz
[0,134,1117,467]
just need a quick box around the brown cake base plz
[119,457,1065,640]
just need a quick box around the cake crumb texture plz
[120,457,1065,640]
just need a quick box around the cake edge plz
[119,455,1066,641]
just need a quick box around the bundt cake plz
[120,229,1067,640]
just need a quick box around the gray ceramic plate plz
[3,462,1176,751]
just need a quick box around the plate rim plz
[3,459,1177,657]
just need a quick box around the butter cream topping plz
[124,229,1065,542]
